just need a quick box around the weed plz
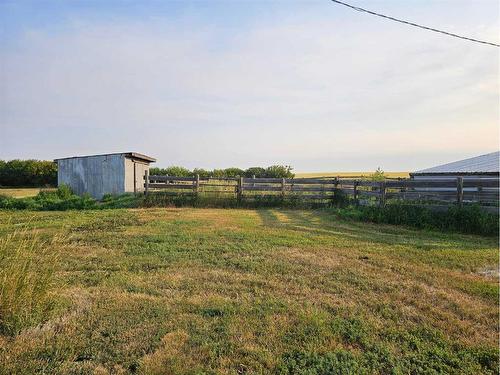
[0,227,60,335]
[332,203,499,236]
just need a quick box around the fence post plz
[237,176,243,202]
[281,178,286,200]
[195,174,200,196]
[353,180,359,206]
[333,177,339,202]
[144,170,149,195]
[379,181,386,207]
[457,177,463,207]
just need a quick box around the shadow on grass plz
[254,208,496,252]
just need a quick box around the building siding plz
[57,154,125,199]
[124,158,149,193]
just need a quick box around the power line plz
[330,0,499,47]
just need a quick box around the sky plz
[0,0,498,172]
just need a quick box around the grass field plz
[295,172,410,178]
[0,208,498,374]
[0,187,56,198]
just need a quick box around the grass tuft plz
[0,227,60,335]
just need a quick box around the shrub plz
[369,167,385,182]
[0,228,60,335]
[56,184,73,199]
[265,165,294,178]
[244,167,266,178]
[192,168,211,178]
[0,159,57,187]
[149,166,193,177]
[221,168,245,177]
[331,189,350,208]
[334,203,499,237]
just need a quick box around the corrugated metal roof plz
[413,151,499,174]
[54,152,156,163]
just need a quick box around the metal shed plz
[411,151,499,179]
[54,152,156,199]
[410,151,499,194]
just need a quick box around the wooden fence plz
[144,171,499,213]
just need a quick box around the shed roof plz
[54,152,156,163]
[412,151,499,175]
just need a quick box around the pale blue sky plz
[0,0,498,171]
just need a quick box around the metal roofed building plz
[411,151,499,178]
[54,152,156,199]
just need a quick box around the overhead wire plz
[330,0,499,47]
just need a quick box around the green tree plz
[264,165,294,178]
[0,160,57,187]
[244,167,266,178]
[149,166,193,177]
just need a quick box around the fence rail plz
[144,171,499,213]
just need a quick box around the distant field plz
[0,208,497,373]
[0,187,56,198]
[296,171,410,178]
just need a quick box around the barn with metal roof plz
[411,151,499,178]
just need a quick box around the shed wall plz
[57,154,125,199]
[124,158,149,193]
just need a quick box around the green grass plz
[0,228,61,336]
[2,188,497,237]
[0,207,498,374]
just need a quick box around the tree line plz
[149,165,295,178]
[0,160,57,187]
[0,160,294,187]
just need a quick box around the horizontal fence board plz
[243,178,282,183]
[358,190,380,197]
[200,190,237,194]
[385,180,457,188]
[338,188,355,194]
[340,180,381,187]
[463,191,499,197]
[463,179,500,188]
[286,178,336,185]
[145,175,499,212]
[392,189,459,194]
[243,186,282,192]
[209,177,238,181]
[202,183,237,187]
[387,192,458,199]
[149,175,196,182]
[148,183,194,189]
[290,186,335,192]
[298,194,334,200]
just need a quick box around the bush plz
[369,167,385,181]
[265,165,294,178]
[149,166,192,177]
[0,159,57,187]
[244,167,266,178]
[192,168,211,178]
[0,228,60,335]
